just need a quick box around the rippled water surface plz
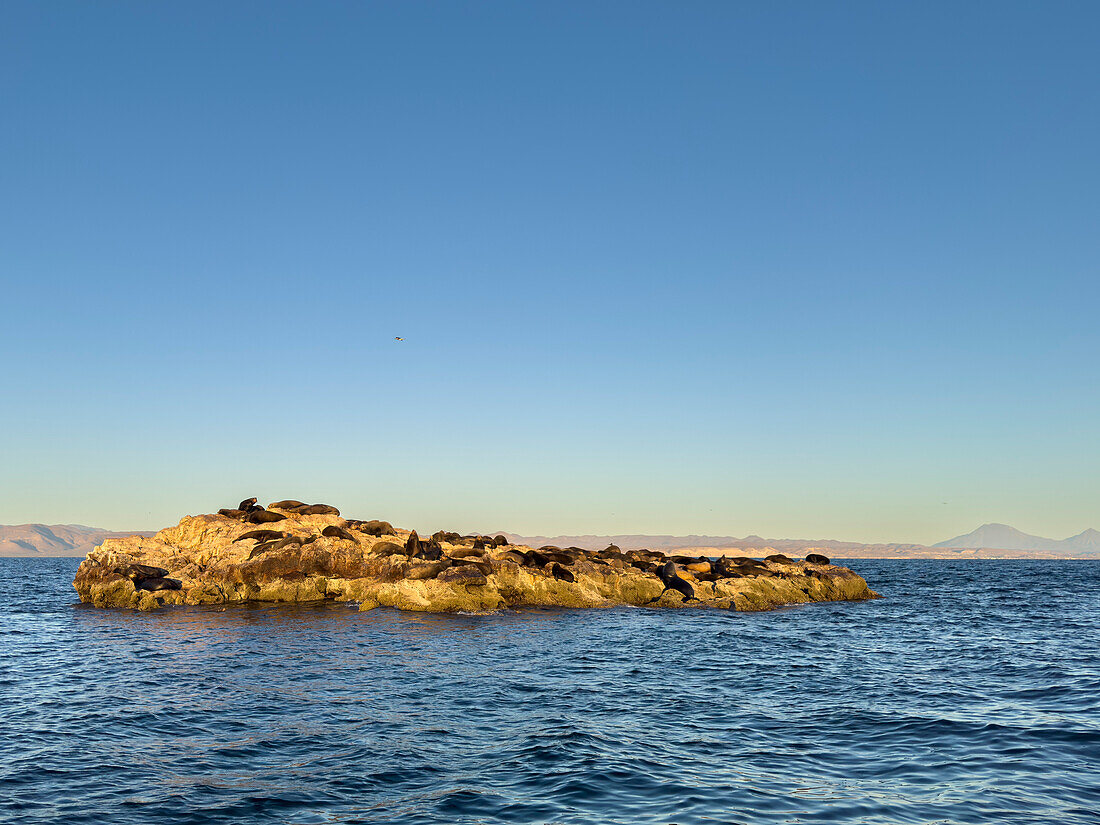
[2,559,1098,824]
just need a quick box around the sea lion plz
[604,544,621,553]
[538,545,562,553]
[405,531,423,557]
[248,534,314,559]
[118,563,169,580]
[348,519,395,537]
[405,560,450,580]
[472,536,486,550]
[450,547,486,560]
[765,554,793,564]
[416,541,443,561]
[247,510,287,524]
[652,561,696,603]
[238,497,260,512]
[232,530,285,544]
[438,565,488,586]
[136,576,182,592]
[498,549,527,565]
[218,508,247,519]
[805,553,830,565]
[551,563,575,583]
[491,535,509,547]
[268,499,308,511]
[322,525,359,544]
[300,504,340,516]
[371,540,406,557]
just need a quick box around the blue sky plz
[2,1,1097,543]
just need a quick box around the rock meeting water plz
[2,558,1098,824]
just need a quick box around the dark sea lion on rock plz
[268,500,308,511]
[805,553,830,565]
[538,545,562,553]
[233,530,285,544]
[442,557,492,576]
[450,547,487,560]
[651,561,696,603]
[405,531,423,557]
[438,565,488,586]
[322,525,359,544]
[249,535,314,559]
[238,497,260,512]
[765,554,793,564]
[604,544,620,553]
[371,540,406,557]
[491,535,509,547]
[300,504,340,516]
[551,563,575,583]
[499,550,527,565]
[218,508,247,520]
[348,519,395,537]
[415,541,443,561]
[118,563,169,580]
[136,576,182,592]
[522,549,551,568]
[247,510,287,524]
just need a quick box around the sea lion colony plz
[73,498,879,612]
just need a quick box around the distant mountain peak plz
[934,523,1100,553]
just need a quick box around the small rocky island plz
[73,499,880,612]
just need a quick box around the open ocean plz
[1,558,1097,825]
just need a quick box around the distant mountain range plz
[500,525,1100,560]
[0,524,154,558]
[932,523,1100,554]
[2,522,1098,559]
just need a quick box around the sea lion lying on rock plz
[218,508,247,520]
[233,530,285,544]
[347,519,395,537]
[371,540,406,557]
[268,500,308,511]
[322,525,359,544]
[450,547,487,560]
[765,554,793,564]
[299,504,340,516]
[805,553,830,565]
[136,576,182,592]
[247,510,287,524]
[438,565,488,586]
[551,563,575,583]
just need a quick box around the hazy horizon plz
[2,2,1097,544]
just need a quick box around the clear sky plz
[1,1,1097,544]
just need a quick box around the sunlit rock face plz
[73,503,880,613]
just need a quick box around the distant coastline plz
[3,521,1096,560]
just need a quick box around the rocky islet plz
[73,500,880,612]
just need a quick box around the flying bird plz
[394,336,405,341]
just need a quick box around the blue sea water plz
[1,559,1098,825]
